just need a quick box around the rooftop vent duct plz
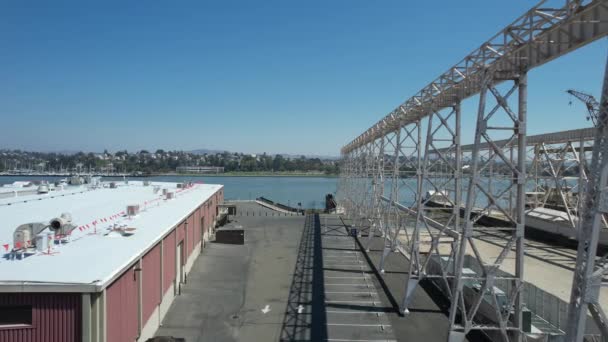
[37,184,49,194]
[165,192,174,200]
[13,223,48,250]
[35,231,53,252]
[127,205,140,217]
[49,213,76,236]
[110,182,117,189]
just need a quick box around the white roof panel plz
[0,181,222,291]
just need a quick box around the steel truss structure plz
[436,127,596,229]
[531,138,591,227]
[567,54,608,342]
[337,0,608,341]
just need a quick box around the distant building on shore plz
[176,166,224,174]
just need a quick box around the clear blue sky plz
[0,1,605,156]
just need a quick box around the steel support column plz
[366,136,386,249]
[379,127,403,271]
[403,102,462,313]
[377,121,422,271]
[566,52,608,342]
[448,68,527,342]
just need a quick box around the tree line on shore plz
[0,149,340,175]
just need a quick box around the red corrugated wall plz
[0,293,81,342]
[142,243,161,324]
[208,203,213,228]
[185,216,190,255]
[201,207,205,238]
[176,222,185,248]
[187,214,195,255]
[162,230,176,294]
[103,190,221,341]
[106,266,138,342]
[207,200,212,227]
[193,209,200,246]
[205,204,209,230]
[204,201,210,233]
[213,195,217,223]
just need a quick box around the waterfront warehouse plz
[0,181,223,342]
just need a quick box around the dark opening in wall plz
[0,305,33,326]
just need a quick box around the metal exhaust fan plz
[49,212,76,236]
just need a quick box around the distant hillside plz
[189,148,339,160]
[189,148,229,155]
[276,153,340,160]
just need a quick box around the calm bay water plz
[0,175,338,209]
[1,174,564,210]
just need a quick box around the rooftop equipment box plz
[146,337,186,342]
[215,227,244,245]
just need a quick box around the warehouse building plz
[0,181,224,342]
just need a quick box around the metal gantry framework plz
[336,0,608,341]
[533,139,589,226]
[377,121,421,274]
[567,53,608,342]
[402,102,462,313]
[438,127,595,228]
[364,137,386,250]
[448,67,528,342]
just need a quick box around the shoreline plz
[0,172,339,178]
[161,172,338,178]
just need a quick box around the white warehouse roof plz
[0,181,223,292]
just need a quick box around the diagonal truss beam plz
[342,0,607,155]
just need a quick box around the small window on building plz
[0,305,33,326]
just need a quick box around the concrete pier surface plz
[392,226,608,310]
[155,203,464,341]
[155,205,305,341]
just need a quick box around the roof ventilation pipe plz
[37,183,49,194]
[13,223,47,250]
[127,205,140,217]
